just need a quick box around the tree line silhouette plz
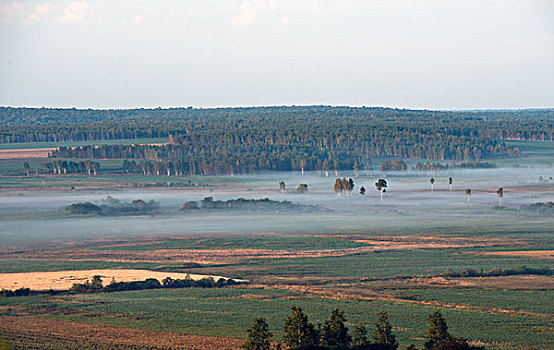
[3,106,552,175]
[243,307,486,350]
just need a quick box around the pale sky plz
[1,0,553,109]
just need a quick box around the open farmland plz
[0,110,552,349]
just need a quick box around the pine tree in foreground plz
[243,317,272,350]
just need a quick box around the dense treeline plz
[1,275,243,297]
[243,307,486,350]
[3,106,553,175]
[70,275,242,293]
[65,197,159,216]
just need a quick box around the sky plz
[1,0,553,110]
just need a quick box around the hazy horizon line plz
[2,104,553,113]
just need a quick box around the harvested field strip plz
[0,269,244,291]
[0,315,242,350]
[478,250,554,259]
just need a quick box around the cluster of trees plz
[442,266,553,278]
[181,197,320,212]
[42,160,101,175]
[379,160,407,172]
[413,162,496,173]
[334,178,355,195]
[5,106,547,175]
[243,307,485,350]
[70,275,242,293]
[65,197,159,216]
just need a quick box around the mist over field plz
[1,166,552,244]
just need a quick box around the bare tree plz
[465,188,471,206]
[496,187,504,206]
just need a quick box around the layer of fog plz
[0,167,552,245]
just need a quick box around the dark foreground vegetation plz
[243,308,485,350]
[181,197,322,212]
[3,106,552,175]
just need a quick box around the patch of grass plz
[396,288,554,315]
[0,260,173,273]
[96,236,369,251]
[11,287,551,349]
[186,248,554,281]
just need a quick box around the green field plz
[2,287,551,349]
[95,236,369,252]
[396,288,554,315]
[0,260,177,273]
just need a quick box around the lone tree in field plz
[283,306,318,349]
[375,178,388,200]
[91,275,103,290]
[279,181,286,192]
[425,311,449,350]
[359,186,366,195]
[320,308,351,347]
[465,188,472,206]
[496,187,504,206]
[373,312,398,350]
[430,177,435,192]
[349,178,355,194]
[448,177,453,192]
[351,324,369,347]
[242,317,272,350]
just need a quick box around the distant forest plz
[2,106,553,175]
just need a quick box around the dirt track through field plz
[0,269,243,291]
[477,250,554,259]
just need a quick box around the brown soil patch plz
[0,269,243,291]
[0,148,54,159]
[0,315,242,350]
[478,250,554,259]
[333,235,514,251]
[451,275,554,289]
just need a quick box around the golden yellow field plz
[0,269,240,291]
[0,148,53,159]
